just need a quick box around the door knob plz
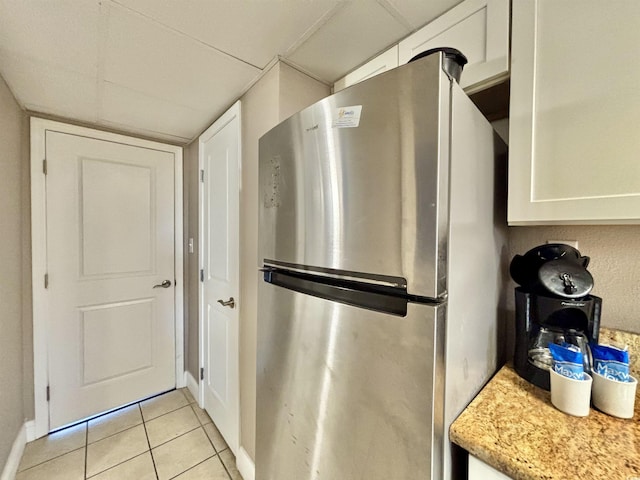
[153,280,172,289]
[217,297,235,308]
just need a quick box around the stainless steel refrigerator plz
[257,52,507,480]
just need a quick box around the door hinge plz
[46,385,50,402]
[200,367,204,380]
[44,273,49,289]
[200,169,204,183]
[43,159,47,175]
[200,269,204,282]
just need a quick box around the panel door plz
[508,0,640,224]
[200,102,240,454]
[46,131,176,429]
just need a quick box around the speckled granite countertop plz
[450,328,640,480]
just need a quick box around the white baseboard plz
[176,368,186,388]
[1,423,27,480]
[237,446,255,480]
[25,421,35,443]
[184,371,200,405]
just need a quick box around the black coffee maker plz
[511,244,601,390]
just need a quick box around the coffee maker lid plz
[510,244,590,287]
[538,259,594,299]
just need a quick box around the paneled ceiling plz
[0,0,461,144]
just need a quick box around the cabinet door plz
[508,0,640,225]
[468,454,512,480]
[398,0,509,93]
[334,46,398,92]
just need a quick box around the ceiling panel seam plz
[375,0,414,31]
[281,1,349,59]
[108,0,262,70]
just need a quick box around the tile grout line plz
[147,424,219,479]
[142,399,192,423]
[19,390,201,480]
[218,451,234,480]
[188,399,234,478]
[87,420,143,447]
[197,414,233,480]
[190,403,209,427]
[139,403,160,480]
[201,420,218,454]
[149,425,204,450]
[84,423,151,478]
[80,397,145,426]
[180,393,233,480]
[85,451,150,480]
[86,398,192,447]
[16,445,87,476]
[88,397,191,447]
[166,453,217,480]
[73,415,199,478]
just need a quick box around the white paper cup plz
[549,369,592,417]
[592,372,638,419]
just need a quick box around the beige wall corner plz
[278,62,332,122]
[183,141,200,379]
[0,73,26,470]
[21,111,34,421]
[239,62,330,461]
[238,63,280,463]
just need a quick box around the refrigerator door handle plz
[263,260,407,289]
[263,268,409,316]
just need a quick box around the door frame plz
[30,117,184,439]
[198,101,241,453]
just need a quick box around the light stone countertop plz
[450,328,640,480]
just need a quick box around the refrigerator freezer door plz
[256,280,445,480]
[259,54,451,299]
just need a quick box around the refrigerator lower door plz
[256,279,445,480]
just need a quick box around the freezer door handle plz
[263,268,409,316]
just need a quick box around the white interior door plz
[46,131,176,429]
[200,102,240,454]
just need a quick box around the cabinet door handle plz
[217,297,235,308]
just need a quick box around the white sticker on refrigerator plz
[332,105,362,128]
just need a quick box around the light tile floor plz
[16,388,243,480]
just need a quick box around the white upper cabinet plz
[508,0,640,225]
[333,0,509,94]
[334,46,398,92]
[398,0,509,93]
